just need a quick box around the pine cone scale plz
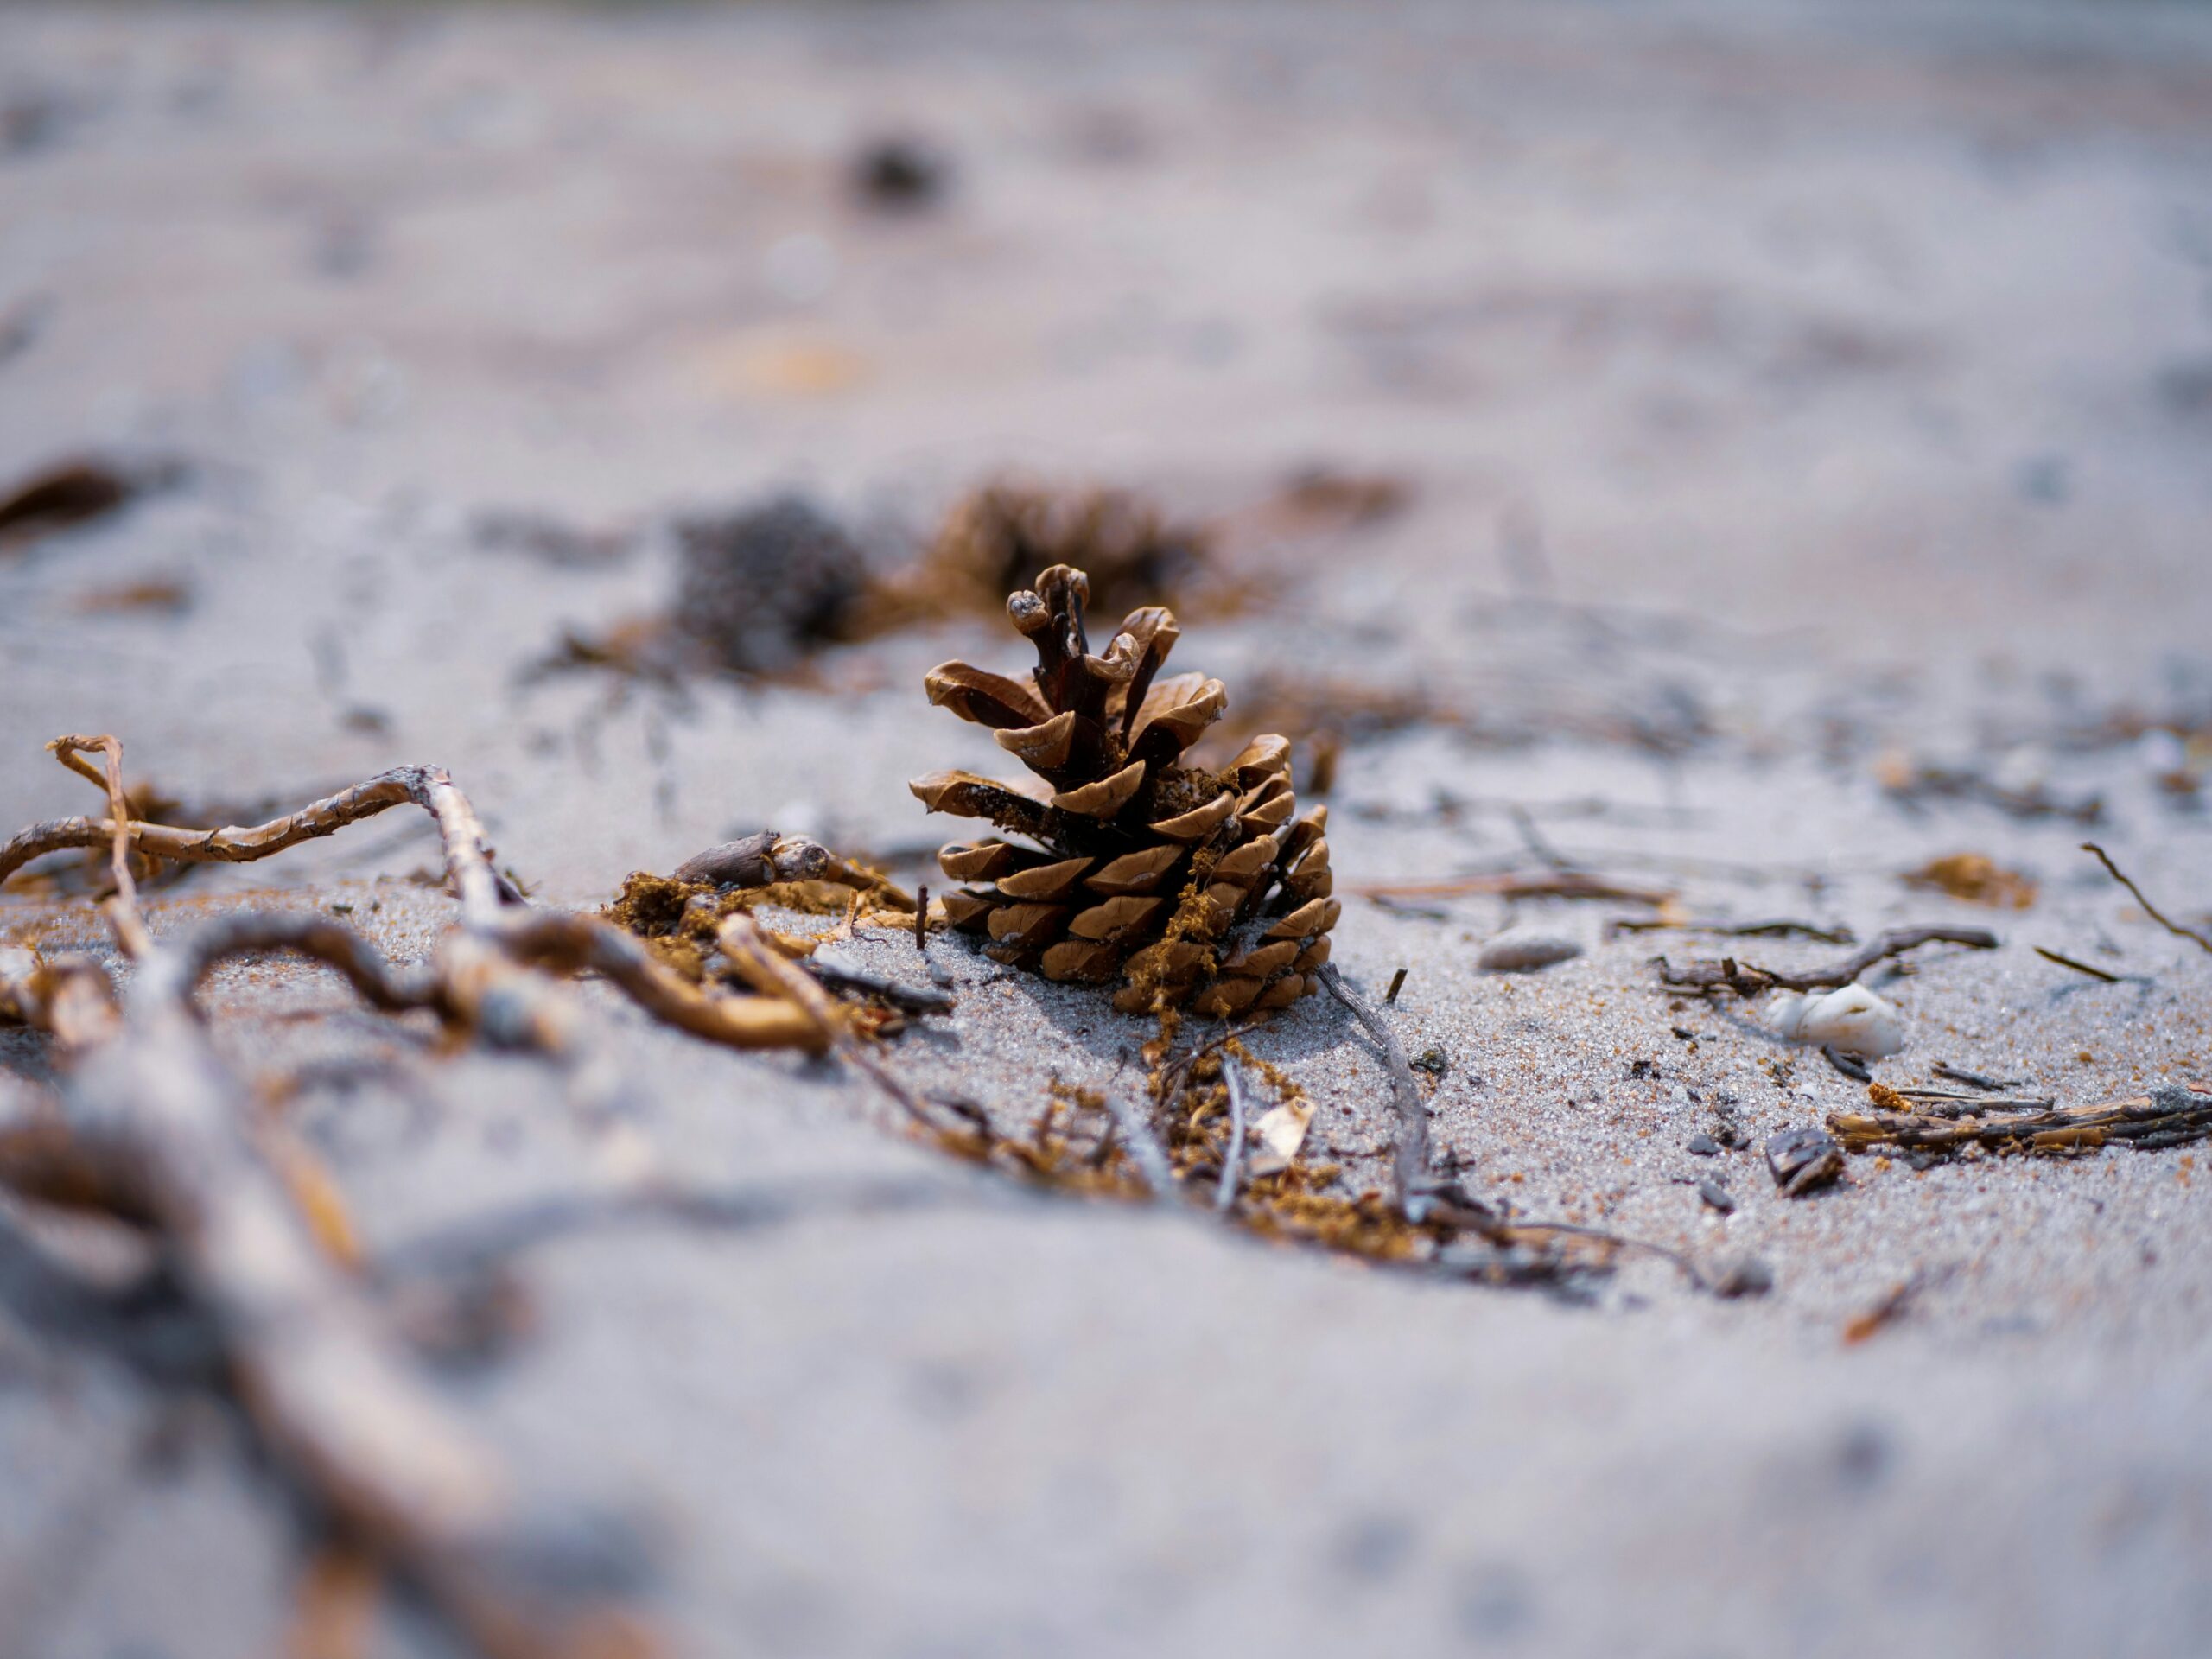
[912,563,1337,1014]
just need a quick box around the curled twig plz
[47,734,153,958]
[2081,842,2212,957]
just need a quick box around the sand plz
[2,3,2210,1655]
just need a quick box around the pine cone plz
[910,564,1337,1014]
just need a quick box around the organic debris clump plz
[673,494,874,674]
[887,484,1218,624]
[603,834,919,990]
[911,563,1338,1014]
[1903,852,2037,909]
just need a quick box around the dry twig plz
[1832,1082,2212,1156]
[0,734,915,1656]
[1314,963,1429,1215]
[2081,842,2212,957]
[1353,871,1675,906]
[1215,1055,1250,1212]
[1656,925,1999,997]
[2034,945,2122,983]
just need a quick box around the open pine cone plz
[910,563,1338,1014]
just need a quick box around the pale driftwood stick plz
[0,945,122,1046]
[1315,963,1428,1214]
[48,944,650,1659]
[1656,925,1999,997]
[48,734,153,958]
[1215,1054,1249,1212]
[1100,1087,1174,1199]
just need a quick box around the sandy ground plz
[3,3,2211,1656]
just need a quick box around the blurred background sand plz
[3,4,2210,1656]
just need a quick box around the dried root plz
[0,734,942,1657]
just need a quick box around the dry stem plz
[1656,925,1999,997]
[2081,842,2212,957]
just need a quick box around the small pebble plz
[1477,928,1581,972]
[1765,1126,1846,1197]
[1697,1178,1736,1215]
[1713,1256,1774,1298]
[1687,1132,1720,1157]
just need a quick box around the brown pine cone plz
[909,563,1337,1014]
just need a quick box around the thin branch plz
[1315,963,1428,1214]
[164,913,442,1014]
[2034,944,2122,983]
[804,950,956,1015]
[1215,1055,1249,1212]
[1656,925,1999,997]
[47,734,152,958]
[1351,871,1674,906]
[715,913,926,1121]
[2082,842,2212,957]
[1610,917,1855,945]
[0,764,522,915]
[1098,1087,1174,1198]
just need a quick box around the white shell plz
[1478,928,1582,972]
[1246,1100,1315,1177]
[1770,982,1905,1058]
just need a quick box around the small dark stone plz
[853,136,949,208]
[1671,1025,1697,1041]
[1765,1126,1845,1197]
[1686,1132,1720,1157]
[1628,1058,1655,1078]
[1410,1046,1449,1077]
[1902,1149,1942,1173]
[1713,1255,1774,1298]
[1697,1178,1736,1215]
